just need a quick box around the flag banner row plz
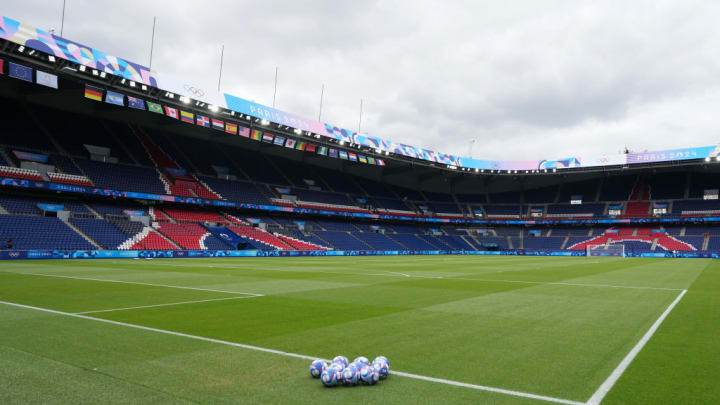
[74,84,387,167]
[2,61,58,89]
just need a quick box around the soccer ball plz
[342,366,360,386]
[332,355,349,368]
[373,362,389,379]
[309,359,326,378]
[321,367,340,387]
[353,356,370,367]
[359,365,379,385]
[373,356,390,368]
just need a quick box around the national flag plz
[0,58,4,75]
[367,156,375,165]
[84,85,103,101]
[8,62,32,82]
[262,132,274,143]
[377,159,386,166]
[105,90,124,106]
[147,101,164,114]
[180,110,194,124]
[274,136,286,146]
[348,153,358,162]
[212,118,224,130]
[164,106,179,119]
[196,115,210,127]
[285,139,297,149]
[317,146,327,155]
[339,151,348,160]
[238,125,250,137]
[35,71,58,89]
[127,96,145,110]
[250,129,262,141]
[328,148,338,158]
[225,122,238,134]
[305,143,317,153]
[358,155,368,163]
[295,141,306,151]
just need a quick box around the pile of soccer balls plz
[310,355,390,387]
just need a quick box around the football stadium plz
[1,8,720,405]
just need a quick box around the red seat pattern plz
[276,234,329,250]
[149,207,173,222]
[621,202,651,218]
[157,223,208,249]
[131,230,177,250]
[0,166,44,181]
[229,226,294,250]
[163,208,228,223]
[48,172,93,186]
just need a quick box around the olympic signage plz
[3,14,720,172]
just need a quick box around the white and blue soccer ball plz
[309,359,327,378]
[359,365,379,385]
[373,356,390,368]
[372,362,389,379]
[353,356,370,367]
[342,366,360,386]
[321,367,340,387]
[332,355,349,368]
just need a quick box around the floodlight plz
[79,65,86,72]
[100,72,106,78]
[48,55,55,62]
[129,81,136,87]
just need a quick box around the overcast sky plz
[5,1,720,160]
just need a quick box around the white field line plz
[75,296,257,315]
[1,272,263,297]
[439,277,684,292]
[0,300,582,405]
[586,289,688,405]
[139,262,681,291]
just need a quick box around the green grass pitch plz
[1,256,718,404]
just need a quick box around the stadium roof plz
[1,14,720,185]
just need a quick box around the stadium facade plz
[1,14,720,260]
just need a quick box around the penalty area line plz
[1,272,263,297]
[75,295,258,315]
[0,299,581,405]
[586,289,688,405]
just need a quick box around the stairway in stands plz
[133,126,223,200]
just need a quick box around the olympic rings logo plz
[184,84,206,98]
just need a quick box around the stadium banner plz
[1,249,716,261]
[84,85,103,101]
[12,150,48,162]
[196,115,210,127]
[7,175,720,227]
[8,61,32,81]
[35,70,58,89]
[147,101,164,114]
[105,90,124,106]
[164,106,179,119]
[180,110,194,124]
[0,15,157,86]
[127,96,145,110]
